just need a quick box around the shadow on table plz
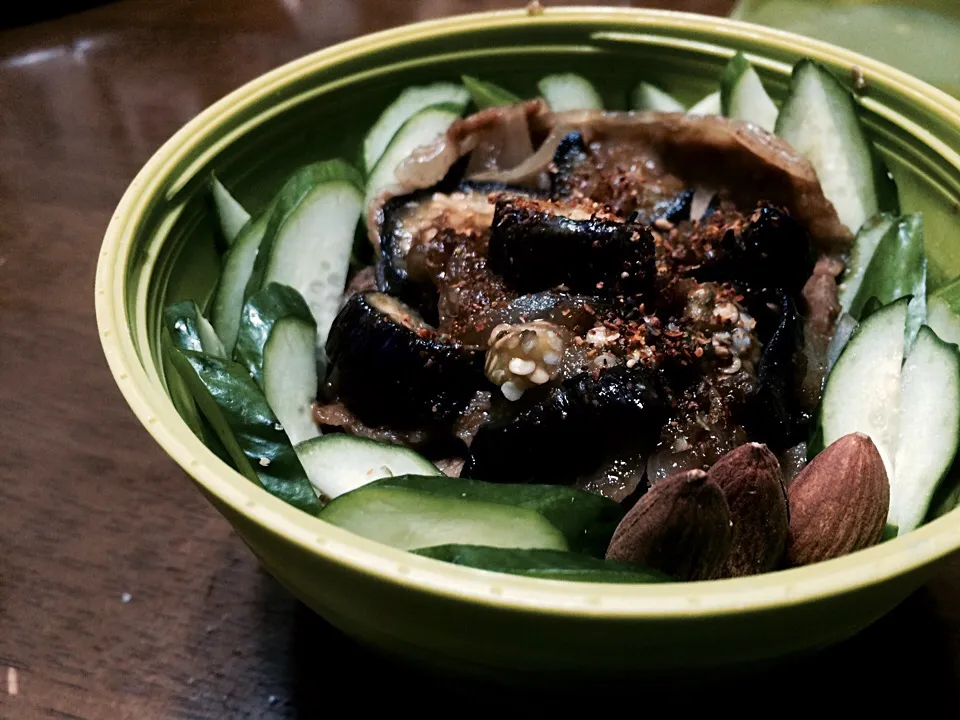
[281,583,959,715]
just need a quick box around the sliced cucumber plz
[775,59,898,234]
[825,312,858,374]
[412,545,671,583]
[163,300,226,359]
[234,283,320,446]
[245,160,364,363]
[364,103,463,210]
[819,297,909,478]
[687,90,721,116]
[211,209,272,356]
[630,82,685,112]
[891,326,960,534]
[934,276,960,312]
[371,474,623,556]
[537,73,603,112]
[210,174,251,246]
[319,485,568,552]
[294,435,440,500]
[838,213,897,314]
[927,296,960,347]
[720,52,778,132]
[362,83,469,174]
[168,348,319,515]
[461,75,523,109]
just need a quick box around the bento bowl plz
[95,7,960,678]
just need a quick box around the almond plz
[708,442,788,577]
[606,469,732,581]
[785,432,889,567]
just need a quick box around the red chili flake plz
[595,282,604,290]
[583,304,595,314]
[694,347,704,358]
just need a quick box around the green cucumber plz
[927,295,960,347]
[630,82,685,112]
[413,545,671,583]
[934,276,960,311]
[210,174,250,246]
[371,474,623,556]
[891,325,960,534]
[294,435,440,500]
[168,348,319,515]
[364,103,463,210]
[825,312,858,374]
[848,213,926,345]
[838,213,898,314]
[537,73,603,112]
[819,297,910,478]
[245,160,364,363]
[720,52,778,132]
[461,75,523,109]
[319,485,568,552]
[363,83,469,174]
[163,300,226,359]
[211,208,272,356]
[687,90,721,116]
[234,283,320,446]
[775,59,898,234]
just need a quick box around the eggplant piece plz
[692,204,814,301]
[487,197,656,298]
[325,292,485,429]
[736,291,804,450]
[626,188,722,226]
[549,130,589,198]
[463,365,669,484]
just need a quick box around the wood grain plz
[1,0,959,717]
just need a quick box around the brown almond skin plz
[709,442,789,577]
[785,432,890,567]
[605,469,732,581]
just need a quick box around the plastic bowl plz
[95,7,960,677]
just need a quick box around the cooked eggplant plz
[549,130,589,198]
[325,292,485,429]
[736,291,804,450]
[463,364,669,483]
[487,196,656,298]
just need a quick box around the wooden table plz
[2,0,959,716]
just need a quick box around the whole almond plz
[606,469,732,581]
[708,442,789,577]
[785,432,889,567]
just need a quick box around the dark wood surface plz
[2,1,960,717]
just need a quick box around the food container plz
[95,7,960,678]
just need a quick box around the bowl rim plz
[96,6,960,618]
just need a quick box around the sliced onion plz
[689,185,717,222]
[468,126,570,187]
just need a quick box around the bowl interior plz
[99,8,960,613]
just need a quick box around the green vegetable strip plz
[461,75,523,109]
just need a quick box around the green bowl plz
[95,7,960,677]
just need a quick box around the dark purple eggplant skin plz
[463,365,669,484]
[324,292,485,430]
[549,130,589,198]
[487,197,656,298]
[736,291,805,451]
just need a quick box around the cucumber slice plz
[364,103,463,210]
[373,474,624,556]
[319,486,568,552]
[934,276,960,312]
[294,435,440,500]
[246,160,364,362]
[825,312,858,374]
[720,52,778,132]
[927,296,960,347]
[537,73,603,112]
[412,545,671,583]
[362,83,469,174]
[211,209,272,356]
[838,213,897,314]
[210,174,250,246]
[163,300,226,359]
[168,348,319,515]
[630,82,685,112]
[687,90,721,116]
[234,283,320,446]
[461,75,523,109]
[819,297,909,478]
[891,326,960,533]
[775,59,898,234]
